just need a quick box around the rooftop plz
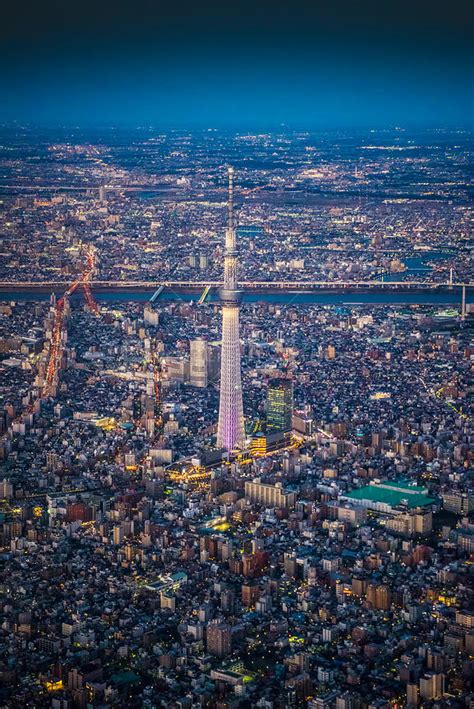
[344,480,438,509]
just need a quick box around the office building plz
[190,338,219,388]
[266,378,293,433]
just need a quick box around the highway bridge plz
[0,279,471,292]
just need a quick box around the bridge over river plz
[0,280,471,310]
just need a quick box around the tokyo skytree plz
[216,166,245,451]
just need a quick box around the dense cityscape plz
[0,126,472,708]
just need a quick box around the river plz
[0,289,469,307]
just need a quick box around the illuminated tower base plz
[217,302,245,450]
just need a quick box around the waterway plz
[0,248,468,308]
[380,251,454,282]
[0,289,469,308]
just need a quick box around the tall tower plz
[217,167,245,450]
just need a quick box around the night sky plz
[1,0,473,128]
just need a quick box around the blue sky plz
[1,0,472,127]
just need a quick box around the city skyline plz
[0,122,472,708]
[0,0,472,701]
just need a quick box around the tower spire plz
[227,165,234,233]
[224,166,237,290]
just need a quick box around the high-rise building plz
[419,673,445,701]
[113,525,124,545]
[442,490,474,515]
[220,588,235,613]
[217,167,245,451]
[190,338,219,388]
[190,338,209,388]
[206,620,232,657]
[241,582,260,608]
[163,357,189,383]
[375,584,391,611]
[143,304,159,327]
[245,479,297,509]
[0,478,13,498]
[266,378,293,433]
[406,683,419,706]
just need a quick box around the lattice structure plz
[217,167,245,450]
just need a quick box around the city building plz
[266,377,293,433]
[340,480,438,514]
[206,620,232,658]
[0,127,472,708]
[419,672,445,701]
[189,338,219,388]
[442,490,473,515]
[190,338,209,388]
[245,478,297,508]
